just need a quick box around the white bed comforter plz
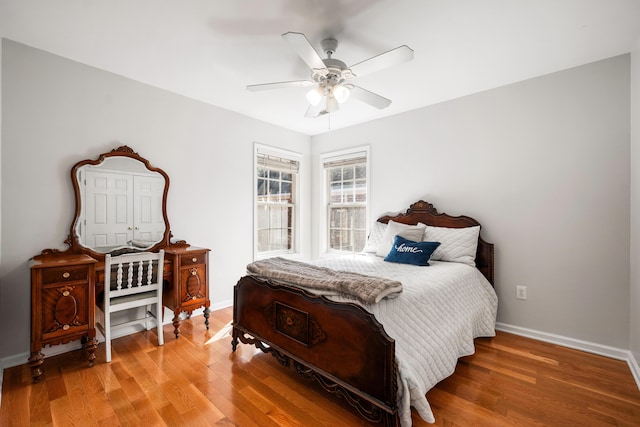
[311,255,498,426]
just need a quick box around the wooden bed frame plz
[232,200,494,426]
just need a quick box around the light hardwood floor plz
[2,306,640,426]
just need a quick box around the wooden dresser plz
[29,248,211,382]
[29,145,211,382]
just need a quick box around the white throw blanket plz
[310,255,498,426]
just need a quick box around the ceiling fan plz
[247,32,414,118]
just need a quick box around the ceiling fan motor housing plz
[321,37,338,56]
[312,58,353,84]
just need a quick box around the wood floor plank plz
[239,384,306,427]
[107,387,144,425]
[140,384,172,414]
[0,366,35,427]
[427,387,530,427]
[194,381,263,427]
[155,402,184,426]
[25,376,51,426]
[2,307,640,426]
[93,363,123,394]
[49,394,88,426]
[261,368,371,426]
[45,373,67,402]
[85,394,119,425]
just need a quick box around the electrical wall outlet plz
[516,285,527,300]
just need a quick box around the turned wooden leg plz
[172,310,181,338]
[204,307,211,330]
[83,337,98,367]
[231,328,238,351]
[29,351,44,383]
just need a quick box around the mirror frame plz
[66,145,172,259]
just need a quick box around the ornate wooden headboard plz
[378,200,495,285]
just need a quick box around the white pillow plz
[422,224,480,266]
[376,220,426,257]
[361,221,387,253]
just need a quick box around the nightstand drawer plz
[41,265,89,285]
[180,252,206,265]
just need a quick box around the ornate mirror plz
[66,146,171,258]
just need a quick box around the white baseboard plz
[210,298,232,311]
[0,351,32,371]
[628,351,640,390]
[496,322,640,391]
[496,322,630,360]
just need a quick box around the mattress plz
[311,254,498,426]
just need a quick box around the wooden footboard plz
[232,275,399,425]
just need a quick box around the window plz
[321,147,369,253]
[255,145,300,257]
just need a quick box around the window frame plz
[319,146,370,256]
[254,143,302,260]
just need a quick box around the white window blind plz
[258,152,300,173]
[322,152,367,169]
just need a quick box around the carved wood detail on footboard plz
[232,275,399,425]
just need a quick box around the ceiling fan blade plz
[246,80,315,91]
[349,45,414,78]
[304,103,328,118]
[350,86,392,109]
[282,32,327,72]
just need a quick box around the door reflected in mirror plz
[75,156,166,253]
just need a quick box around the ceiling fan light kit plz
[326,95,339,113]
[247,31,413,118]
[306,86,325,106]
[332,84,350,103]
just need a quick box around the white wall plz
[0,29,3,380]
[0,39,311,361]
[630,39,640,363]
[312,55,631,349]
[0,38,634,365]
[0,33,3,311]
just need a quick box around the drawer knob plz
[192,296,196,300]
[62,324,70,331]
[62,290,70,297]
[192,257,197,263]
[191,269,198,276]
[62,272,70,279]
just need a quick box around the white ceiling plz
[1,0,639,136]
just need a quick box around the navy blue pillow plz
[384,235,441,266]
